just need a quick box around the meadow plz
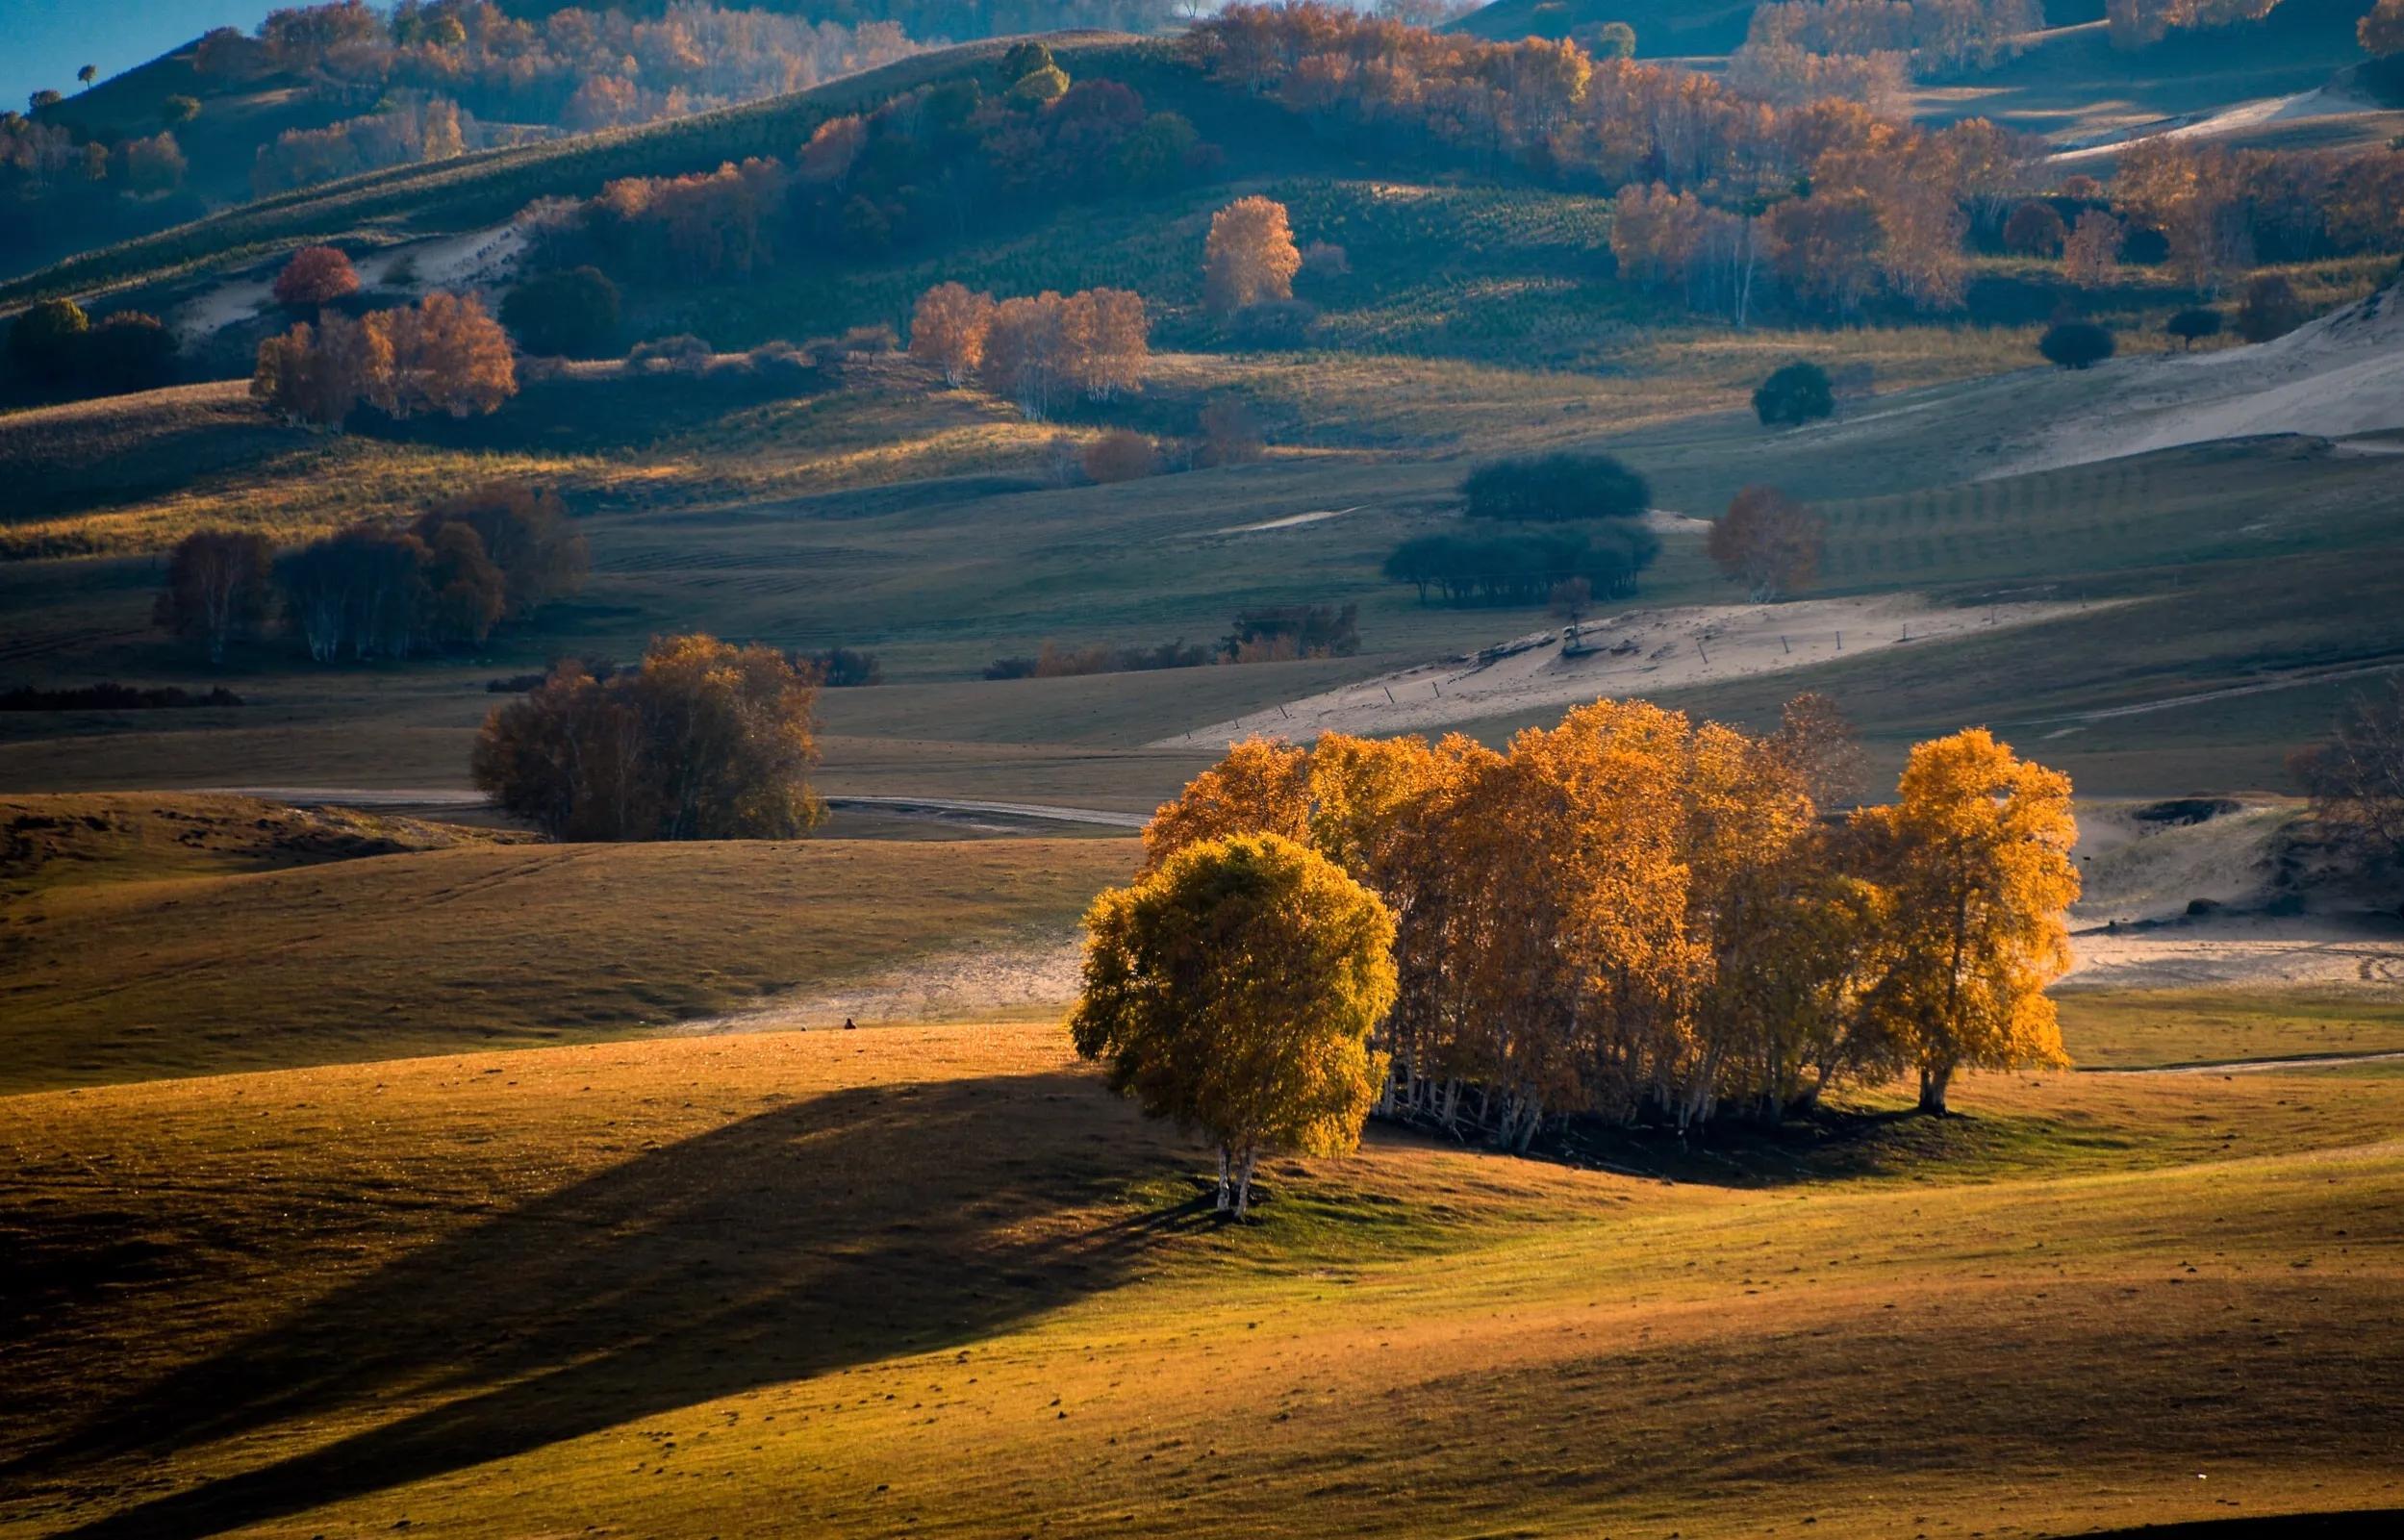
[4,1020,2400,1539]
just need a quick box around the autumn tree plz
[154,530,274,664]
[1708,485,1822,602]
[1768,691,1867,809]
[1850,728,2080,1114]
[1082,429,1158,483]
[7,298,89,388]
[2366,0,2404,56]
[908,281,994,388]
[2003,199,2067,256]
[2061,209,2122,286]
[372,291,517,418]
[410,482,588,619]
[1196,395,1266,466]
[273,245,361,309]
[2237,273,2306,342]
[2290,679,2404,884]
[472,634,825,841]
[1060,287,1149,400]
[1071,831,1397,1218]
[979,290,1070,417]
[1202,195,1302,317]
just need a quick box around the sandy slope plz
[172,220,524,343]
[2047,85,2375,164]
[2003,284,2404,473]
[1159,593,2093,746]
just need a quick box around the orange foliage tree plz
[1140,702,2079,1141]
[272,245,362,307]
[907,281,994,387]
[1707,484,1823,601]
[1202,194,1302,316]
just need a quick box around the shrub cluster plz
[472,633,824,842]
[1385,525,1658,607]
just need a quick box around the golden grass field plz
[0,795,1137,1093]
[4,1020,2400,1539]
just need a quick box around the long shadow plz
[8,1071,1206,1538]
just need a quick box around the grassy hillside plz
[5,1021,2401,1537]
[1451,0,1761,55]
[0,795,1136,1093]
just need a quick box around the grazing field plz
[4,1022,2401,1540]
[0,795,1136,1093]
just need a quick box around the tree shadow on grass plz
[8,1071,1209,1539]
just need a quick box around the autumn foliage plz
[1140,707,2078,1143]
[1202,195,1303,317]
[253,291,516,426]
[1708,485,1823,601]
[907,283,1150,418]
[272,245,362,308]
[473,634,825,843]
[1073,832,1397,1217]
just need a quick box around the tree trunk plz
[1215,1144,1231,1212]
[1919,1063,1954,1116]
[1232,1147,1259,1220]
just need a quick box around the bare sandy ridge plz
[1157,593,2095,747]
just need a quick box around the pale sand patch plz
[1157,593,2094,745]
[677,934,1086,1035]
[2062,915,2404,994]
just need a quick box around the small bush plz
[1082,429,1158,484]
[2165,307,2223,350]
[628,333,712,374]
[1753,361,1834,428]
[796,646,882,687]
[2237,275,2308,343]
[2038,321,2114,370]
[1223,299,1318,349]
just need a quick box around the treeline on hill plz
[907,280,1149,417]
[1731,0,2043,111]
[532,38,1218,292]
[1,299,178,404]
[985,604,1359,678]
[473,632,824,840]
[1385,452,1660,607]
[151,484,589,664]
[1194,4,2404,325]
[1141,697,2080,1138]
[1,2,933,278]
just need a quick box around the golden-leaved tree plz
[1202,195,1302,316]
[907,281,994,387]
[1849,727,2081,1114]
[1134,703,2081,1143]
[1072,832,1397,1218]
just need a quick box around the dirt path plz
[1160,593,2096,745]
[2121,1049,2404,1075]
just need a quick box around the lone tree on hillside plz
[272,246,361,309]
[2290,679,2404,887]
[2165,306,2223,350]
[153,529,274,664]
[78,64,96,90]
[2038,320,2113,369]
[1850,728,2081,1115]
[1203,195,1302,318]
[500,265,620,358]
[1753,360,1834,428]
[2237,273,2307,342]
[7,297,89,387]
[1071,832,1396,1219]
[1708,484,1822,601]
[1461,451,1650,521]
